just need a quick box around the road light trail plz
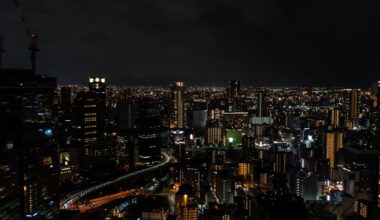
[61,151,172,210]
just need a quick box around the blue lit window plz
[44,128,53,137]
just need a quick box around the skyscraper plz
[88,76,106,138]
[170,81,186,128]
[326,131,343,169]
[350,89,359,120]
[330,108,341,128]
[206,120,223,145]
[74,77,107,147]
[116,100,139,130]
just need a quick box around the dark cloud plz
[0,0,379,87]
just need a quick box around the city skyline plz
[1,1,380,220]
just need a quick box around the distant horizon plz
[57,82,375,89]
[0,67,376,88]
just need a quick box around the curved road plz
[61,152,172,210]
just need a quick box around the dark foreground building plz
[0,69,59,219]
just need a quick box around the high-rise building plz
[170,81,186,128]
[75,92,98,145]
[74,77,107,147]
[270,147,289,174]
[116,100,139,130]
[326,131,343,169]
[330,108,341,128]
[206,120,223,145]
[0,69,59,219]
[256,92,266,117]
[350,89,359,120]
[216,171,234,204]
[89,76,106,99]
[88,76,106,137]
[226,80,240,100]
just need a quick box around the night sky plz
[1,0,379,87]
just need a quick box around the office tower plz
[74,77,107,147]
[289,170,317,201]
[88,76,106,137]
[326,131,343,169]
[75,92,99,145]
[270,148,289,174]
[0,69,59,219]
[330,108,340,128]
[116,100,139,130]
[170,81,186,128]
[216,171,234,204]
[89,76,106,100]
[350,89,359,120]
[226,80,240,100]
[256,92,266,117]
[234,189,255,219]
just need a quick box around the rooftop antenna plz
[29,33,39,74]
[0,35,4,70]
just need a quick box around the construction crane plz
[14,0,31,35]
[13,0,39,73]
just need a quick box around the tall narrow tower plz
[350,88,359,120]
[170,81,186,128]
[330,108,340,128]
